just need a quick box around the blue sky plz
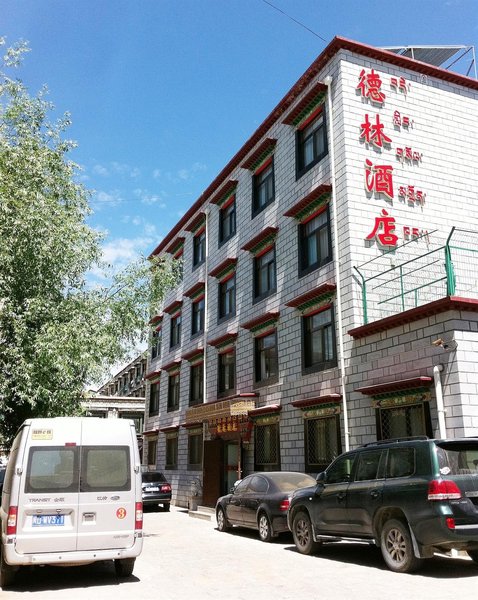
[2,0,478,274]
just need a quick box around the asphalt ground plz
[2,506,478,600]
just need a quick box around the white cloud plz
[93,164,110,176]
[152,168,162,179]
[133,188,167,207]
[93,189,123,207]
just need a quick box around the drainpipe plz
[433,364,447,439]
[324,75,350,452]
[203,207,210,406]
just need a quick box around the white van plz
[0,417,143,587]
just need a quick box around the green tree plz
[0,39,179,447]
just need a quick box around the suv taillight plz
[428,479,462,500]
[135,502,143,530]
[279,499,290,512]
[7,506,17,536]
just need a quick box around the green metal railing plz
[354,228,478,325]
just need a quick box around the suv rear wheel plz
[292,511,321,555]
[380,519,423,573]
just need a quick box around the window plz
[302,306,337,373]
[296,109,328,178]
[167,373,180,412]
[81,447,130,491]
[254,332,278,385]
[147,439,157,466]
[219,199,236,245]
[254,247,276,301]
[218,275,235,321]
[191,297,205,336]
[253,159,275,215]
[149,382,160,416]
[193,230,206,268]
[355,450,384,481]
[188,431,203,469]
[218,351,235,396]
[165,434,178,469]
[326,452,356,484]
[151,329,162,360]
[189,363,203,406]
[254,422,280,471]
[299,206,332,276]
[305,415,341,473]
[377,402,431,440]
[170,314,181,349]
[386,447,416,478]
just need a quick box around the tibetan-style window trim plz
[210,180,238,207]
[143,428,159,436]
[165,236,185,258]
[182,348,204,365]
[208,332,238,353]
[162,360,182,375]
[185,212,206,235]
[208,257,237,281]
[241,311,279,335]
[145,370,161,382]
[184,281,205,301]
[160,425,180,435]
[180,421,203,431]
[241,227,278,256]
[163,299,183,316]
[356,376,433,399]
[284,184,332,223]
[349,296,478,339]
[286,283,336,314]
[282,81,328,128]
[148,314,163,326]
[241,138,277,172]
[291,394,342,409]
[249,404,281,418]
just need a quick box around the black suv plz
[288,437,478,573]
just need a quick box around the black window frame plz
[189,363,204,406]
[149,381,160,416]
[187,430,203,470]
[191,297,205,337]
[253,247,276,302]
[218,275,236,323]
[302,306,337,374]
[165,434,178,470]
[217,350,236,397]
[304,414,342,473]
[167,373,180,412]
[151,328,162,360]
[299,205,332,277]
[254,422,281,472]
[170,314,182,349]
[254,331,279,387]
[193,230,206,268]
[296,107,328,179]
[252,159,275,217]
[219,198,236,246]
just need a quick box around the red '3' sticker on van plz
[116,508,127,519]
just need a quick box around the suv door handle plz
[337,492,346,502]
[370,490,381,499]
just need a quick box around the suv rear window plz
[436,441,478,475]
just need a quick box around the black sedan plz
[141,470,172,511]
[215,471,316,542]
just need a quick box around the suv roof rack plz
[361,436,429,447]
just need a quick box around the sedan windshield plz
[267,472,316,492]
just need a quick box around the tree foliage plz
[0,39,179,446]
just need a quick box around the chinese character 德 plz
[357,69,386,105]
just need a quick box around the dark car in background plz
[0,467,5,495]
[288,437,478,573]
[216,471,316,542]
[141,470,172,511]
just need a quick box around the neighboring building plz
[144,37,478,508]
[86,353,147,438]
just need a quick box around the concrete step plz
[188,505,215,521]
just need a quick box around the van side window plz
[81,446,131,492]
[386,447,415,478]
[25,447,78,493]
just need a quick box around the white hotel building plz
[143,37,478,508]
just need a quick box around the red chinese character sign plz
[357,69,386,105]
[366,209,398,247]
[360,114,392,149]
[365,159,394,200]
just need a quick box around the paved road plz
[2,506,478,600]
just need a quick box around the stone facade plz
[143,37,478,508]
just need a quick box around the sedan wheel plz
[258,512,272,543]
[216,507,230,532]
[292,511,321,555]
[380,519,423,573]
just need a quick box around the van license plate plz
[32,515,65,527]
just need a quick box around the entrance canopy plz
[185,394,257,424]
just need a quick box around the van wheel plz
[292,511,321,555]
[114,558,135,578]
[380,519,423,573]
[0,551,16,588]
